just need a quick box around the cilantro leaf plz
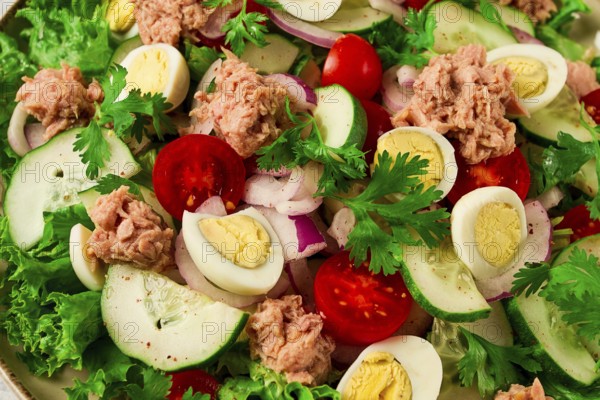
[542,132,596,184]
[511,262,551,297]
[536,25,586,61]
[181,388,211,400]
[255,99,368,194]
[542,248,600,343]
[73,121,112,180]
[578,111,600,220]
[224,11,269,55]
[331,151,450,275]
[75,64,175,179]
[184,41,221,81]
[458,327,542,398]
[93,174,142,197]
[404,4,438,55]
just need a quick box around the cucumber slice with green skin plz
[79,185,176,229]
[459,301,513,347]
[518,87,596,147]
[553,233,600,266]
[313,84,367,149]
[430,1,517,54]
[477,4,534,36]
[110,35,143,66]
[311,6,391,33]
[505,293,600,386]
[102,264,249,371]
[572,158,599,197]
[4,128,140,250]
[240,34,300,74]
[401,239,491,322]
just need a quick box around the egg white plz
[450,186,527,281]
[486,43,567,114]
[119,43,190,112]
[336,335,443,400]
[377,126,457,200]
[181,207,285,296]
[111,22,140,42]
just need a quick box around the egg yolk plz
[372,131,444,190]
[474,202,522,268]
[106,0,135,33]
[342,352,412,400]
[495,56,548,99]
[126,49,169,95]
[198,215,271,269]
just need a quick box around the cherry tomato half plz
[321,34,383,100]
[167,370,220,400]
[556,204,600,242]
[446,144,531,204]
[153,135,246,220]
[403,0,432,9]
[581,88,600,124]
[360,99,393,165]
[314,251,413,346]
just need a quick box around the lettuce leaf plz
[0,33,37,126]
[216,343,340,400]
[536,25,586,61]
[184,41,220,82]
[17,5,114,77]
[0,206,103,376]
[25,0,102,17]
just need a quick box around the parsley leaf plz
[205,0,278,55]
[542,248,600,344]
[578,111,600,219]
[74,64,175,179]
[92,174,142,197]
[255,99,368,194]
[329,151,450,275]
[546,0,590,33]
[511,262,551,297]
[73,121,112,180]
[404,4,438,55]
[458,328,542,398]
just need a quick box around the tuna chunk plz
[133,0,214,46]
[246,295,335,386]
[498,0,557,24]
[392,45,520,164]
[16,63,103,140]
[495,378,553,400]
[188,51,294,158]
[566,61,600,99]
[87,186,175,272]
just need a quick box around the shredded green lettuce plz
[215,343,340,400]
[17,5,114,77]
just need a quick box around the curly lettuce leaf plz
[216,343,340,400]
[0,33,37,126]
[17,5,114,76]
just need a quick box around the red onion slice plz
[269,9,343,48]
[8,102,33,157]
[267,73,317,111]
[24,123,48,150]
[535,186,564,211]
[199,0,242,39]
[381,65,415,112]
[194,196,227,216]
[290,214,325,253]
[175,233,288,308]
[509,26,543,45]
[243,167,305,207]
[476,200,552,302]
[369,0,407,23]
[255,206,326,261]
[327,207,356,248]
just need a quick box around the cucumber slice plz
[70,223,107,291]
[430,1,517,54]
[240,34,299,74]
[312,6,391,33]
[572,158,599,197]
[459,301,513,346]
[505,293,600,386]
[553,233,600,265]
[110,35,143,66]
[401,239,491,322]
[4,128,140,250]
[102,264,248,371]
[313,84,367,149]
[496,5,534,36]
[518,87,597,147]
[79,185,175,229]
